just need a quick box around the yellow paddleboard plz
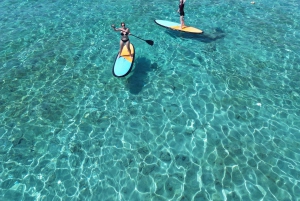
[112,44,135,77]
[155,20,203,34]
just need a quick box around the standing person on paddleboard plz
[177,0,186,29]
[111,22,133,58]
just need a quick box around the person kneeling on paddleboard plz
[111,22,133,58]
[177,0,186,29]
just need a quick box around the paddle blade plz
[146,40,154,46]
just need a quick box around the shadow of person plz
[165,27,226,43]
[126,57,158,94]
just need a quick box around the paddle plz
[130,34,154,46]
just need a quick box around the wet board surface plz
[154,20,203,34]
[112,43,135,77]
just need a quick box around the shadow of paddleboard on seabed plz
[165,27,226,43]
[126,57,158,95]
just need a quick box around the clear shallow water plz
[0,0,300,200]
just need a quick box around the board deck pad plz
[112,43,135,77]
[154,20,203,34]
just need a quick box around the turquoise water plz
[1,0,300,200]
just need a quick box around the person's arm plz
[111,24,119,31]
[120,28,130,34]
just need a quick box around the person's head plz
[121,22,125,27]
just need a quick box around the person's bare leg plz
[180,16,185,29]
[126,42,132,58]
[118,40,124,58]
[180,16,182,29]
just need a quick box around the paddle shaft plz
[130,34,145,41]
[130,34,154,46]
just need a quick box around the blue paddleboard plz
[112,44,135,77]
[154,20,203,34]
